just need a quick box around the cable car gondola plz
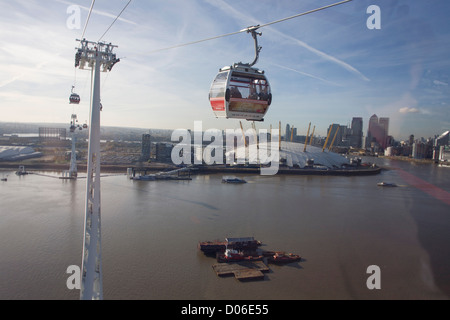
[209,26,272,122]
[69,86,80,104]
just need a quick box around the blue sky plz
[0,0,449,140]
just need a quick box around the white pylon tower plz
[75,39,120,300]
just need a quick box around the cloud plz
[433,79,448,86]
[399,107,420,113]
[398,107,430,114]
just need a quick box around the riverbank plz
[379,155,435,164]
[0,160,382,176]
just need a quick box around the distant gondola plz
[69,86,80,104]
[69,93,80,104]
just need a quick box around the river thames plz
[0,157,449,300]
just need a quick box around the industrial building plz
[0,146,42,161]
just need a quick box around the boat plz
[377,182,397,187]
[132,174,156,181]
[198,237,261,254]
[216,248,263,263]
[222,177,246,183]
[267,252,301,264]
[15,166,28,175]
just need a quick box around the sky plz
[0,0,449,141]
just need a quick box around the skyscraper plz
[285,123,290,141]
[327,124,342,147]
[141,134,151,161]
[379,117,389,146]
[350,117,363,148]
[367,114,389,149]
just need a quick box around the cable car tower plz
[75,38,120,300]
[69,114,80,178]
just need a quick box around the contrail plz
[206,0,369,82]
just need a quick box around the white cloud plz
[399,107,420,113]
[433,79,448,86]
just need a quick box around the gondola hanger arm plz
[237,25,262,68]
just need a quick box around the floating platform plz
[198,237,261,255]
[212,261,269,281]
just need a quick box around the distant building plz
[379,117,389,140]
[439,146,450,164]
[155,142,173,162]
[409,134,415,146]
[326,124,343,147]
[366,114,389,150]
[0,146,42,161]
[39,127,66,141]
[434,131,450,162]
[141,134,151,161]
[412,141,427,159]
[326,124,352,147]
[349,117,363,148]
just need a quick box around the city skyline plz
[1,0,449,141]
[1,110,444,144]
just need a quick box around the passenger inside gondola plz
[249,84,258,100]
[230,86,242,98]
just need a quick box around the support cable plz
[81,0,96,40]
[146,0,352,54]
[98,0,132,42]
[258,0,352,29]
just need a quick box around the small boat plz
[377,182,397,187]
[222,177,246,183]
[216,248,263,263]
[267,252,301,264]
[132,174,156,181]
[15,166,28,175]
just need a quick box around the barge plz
[216,248,263,263]
[198,237,261,255]
[265,251,301,264]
